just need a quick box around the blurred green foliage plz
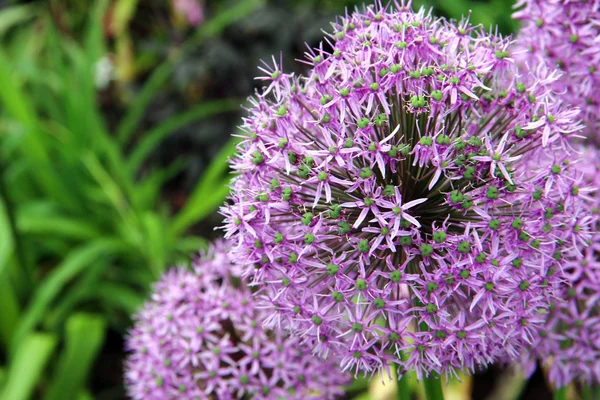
[0,0,263,398]
[0,0,518,398]
[300,0,518,34]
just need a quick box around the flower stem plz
[397,372,410,400]
[423,375,444,400]
[553,387,567,400]
[581,385,599,400]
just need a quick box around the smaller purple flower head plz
[513,0,600,140]
[124,241,349,399]
[522,146,600,389]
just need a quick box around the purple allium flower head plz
[124,241,349,399]
[222,1,593,379]
[513,0,600,140]
[522,147,600,389]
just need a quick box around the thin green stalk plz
[0,154,32,290]
[397,372,410,400]
[553,387,567,400]
[423,375,444,400]
[580,385,599,400]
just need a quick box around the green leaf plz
[0,274,19,350]
[0,4,37,37]
[126,99,242,173]
[44,314,107,400]
[0,333,57,400]
[10,239,125,352]
[0,182,20,350]
[82,153,130,219]
[77,392,93,400]
[116,0,264,144]
[553,387,567,400]
[45,262,107,331]
[173,236,208,256]
[0,48,74,209]
[0,195,15,280]
[170,138,237,235]
[133,159,186,209]
[89,282,145,316]
[111,0,140,36]
[141,212,168,277]
[84,0,108,64]
[17,213,101,241]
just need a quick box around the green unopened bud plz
[356,278,367,291]
[358,239,370,253]
[457,240,471,253]
[326,263,339,276]
[389,270,402,283]
[301,212,313,226]
[420,244,434,257]
[357,117,370,129]
[433,231,447,243]
[431,90,443,101]
[359,167,373,179]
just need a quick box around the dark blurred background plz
[0,1,551,399]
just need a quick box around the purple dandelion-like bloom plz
[222,1,594,379]
[522,147,600,389]
[513,0,600,140]
[124,241,349,400]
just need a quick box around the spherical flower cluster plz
[222,1,595,379]
[124,242,349,399]
[513,0,600,140]
[522,147,600,388]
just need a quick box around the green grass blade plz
[0,4,37,37]
[45,262,106,331]
[116,0,264,144]
[0,49,35,124]
[0,49,74,209]
[0,192,15,283]
[82,153,131,220]
[111,0,140,36]
[77,392,93,400]
[10,239,125,353]
[44,314,107,400]
[169,138,237,235]
[553,387,567,400]
[0,274,19,350]
[17,213,102,241]
[0,333,57,400]
[173,236,208,256]
[84,0,108,65]
[89,282,146,316]
[115,60,171,145]
[126,98,242,173]
[133,159,186,209]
